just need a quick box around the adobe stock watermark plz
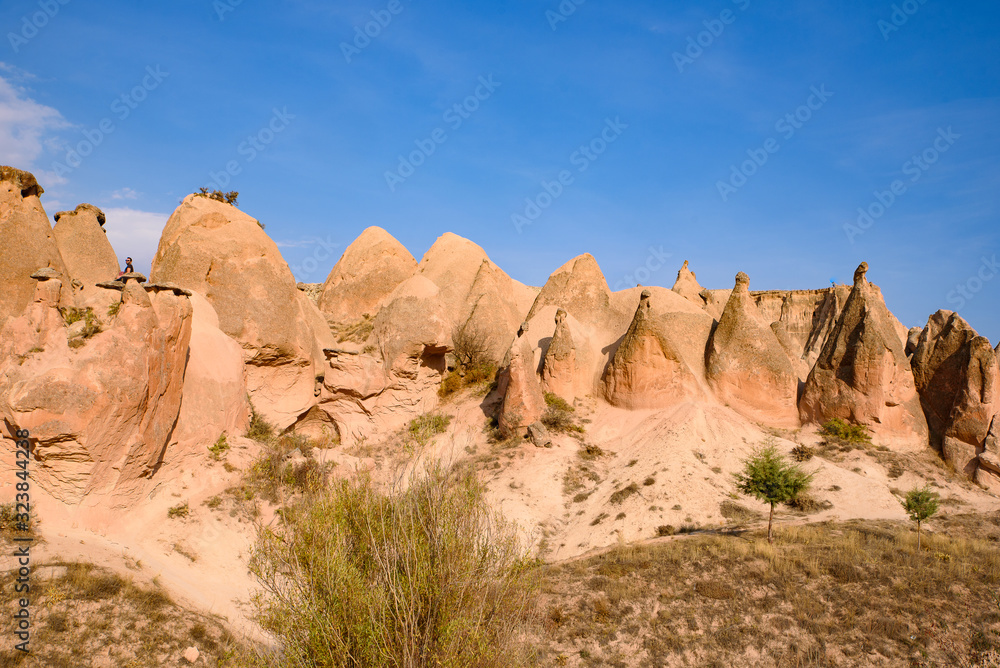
[204,107,295,192]
[611,246,673,291]
[546,0,586,31]
[946,254,997,311]
[842,126,959,245]
[213,0,244,21]
[49,66,169,179]
[287,235,340,280]
[384,75,500,192]
[878,0,930,41]
[716,84,833,202]
[341,0,407,63]
[7,0,71,53]
[673,0,751,74]
[511,117,629,234]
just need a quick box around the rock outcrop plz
[151,194,333,427]
[318,226,417,326]
[541,308,577,403]
[671,260,704,305]
[53,204,120,310]
[0,167,72,323]
[0,270,192,506]
[911,311,1000,474]
[706,272,798,426]
[498,322,546,437]
[603,290,702,409]
[799,263,927,443]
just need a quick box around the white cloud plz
[0,68,69,171]
[110,187,139,200]
[102,207,170,277]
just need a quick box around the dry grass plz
[0,562,239,667]
[530,515,1000,667]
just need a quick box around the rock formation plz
[317,226,417,326]
[0,270,192,506]
[911,311,1000,474]
[799,262,927,443]
[53,204,120,310]
[151,194,333,427]
[541,308,577,403]
[498,321,546,437]
[706,272,798,426]
[603,290,702,409]
[0,167,72,323]
[671,260,704,305]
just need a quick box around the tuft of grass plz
[107,300,121,318]
[820,418,872,445]
[609,483,640,505]
[407,412,452,447]
[167,502,189,519]
[333,314,374,343]
[208,433,230,461]
[541,393,584,435]
[720,499,762,524]
[246,404,275,442]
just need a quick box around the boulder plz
[53,204,119,310]
[798,262,927,443]
[0,166,72,323]
[603,290,703,410]
[318,226,417,326]
[671,260,704,305]
[498,321,546,437]
[905,327,922,357]
[706,272,799,426]
[151,194,333,428]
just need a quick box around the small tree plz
[902,486,939,551]
[733,442,813,544]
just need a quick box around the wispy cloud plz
[102,207,169,277]
[0,67,69,173]
[110,187,140,200]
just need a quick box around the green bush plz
[167,502,190,519]
[820,418,872,445]
[541,393,583,435]
[543,392,573,413]
[407,413,452,446]
[249,464,537,667]
[208,434,230,461]
[246,406,275,442]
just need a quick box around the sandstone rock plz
[498,322,546,437]
[528,422,553,448]
[541,308,577,403]
[183,646,200,663]
[527,253,616,324]
[318,226,417,325]
[706,272,798,426]
[297,282,323,305]
[799,263,927,443]
[905,327,922,357]
[671,260,705,305]
[603,290,702,410]
[151,194,333,427]
[53,204,119,310]
[0,268,193,506]
[0,166,72,323]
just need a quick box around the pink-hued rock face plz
[0,276,192,506]
[603,291,703,410]
[318,226,417,326]
[151,194,333,427]
[0,167,72,323]
[53,204,120,311]
[799,263,928,444]
[671,260,704,305]
[706,273,799,427]
[498,322,546,437]
[542,308,577,403]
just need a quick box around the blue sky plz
[1,0,997,341]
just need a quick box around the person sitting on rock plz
[117,257,134,280]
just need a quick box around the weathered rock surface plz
[603,290,703,410]
[671,260,705,305]
[53,204,120,310]
[706,272,799,426]
[799,263,927,443]
[0,167,72,323]
[0,271,192,506]
[318,226,417,325]
[151,194,333,427]
[498,322,546,437]
[541,308,578,403]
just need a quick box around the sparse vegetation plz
[248,464,537,667]
[333,313,374,344]
[208,433,230,461]
[407,412,452,447]
[59,306,102,348]
[820,417,872,445]
[195,187,239,206]
[541,392,584,435]
[791,443,813,461]
[107,300,121,317]
[246,404,275,442]
[440,323,498,398]
[734,440,814,543]
[167,501,190,519]
[903,485,940,551]
[609,483,639,505]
